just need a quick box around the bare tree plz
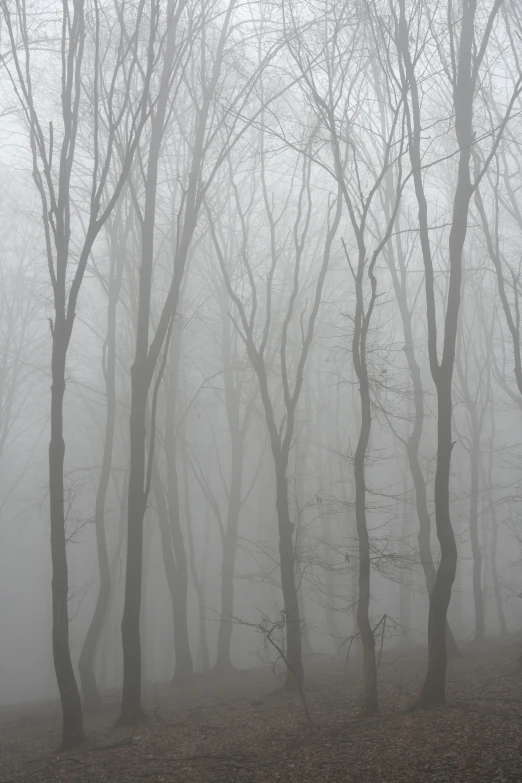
[381,205,460,656]
[392,0,521,706]
[0,0,159,747]
[286,0,406,711]
[208,133,342,688]
[118,0,269,723]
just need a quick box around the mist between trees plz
[0,0,521,752]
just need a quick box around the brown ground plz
[1,636,522,782]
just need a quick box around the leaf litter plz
[1,635,522,783]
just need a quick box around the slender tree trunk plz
[318,388,343,649]
[183,455,209,672]
[165,424,194,679]
[98,483,127,692]
[399,473,411,636]
[354,372,378,714]
[469,422,484,641]
[118,368,148,725]
[455,319,486,643]
[418,383,458,706]
[275,458,303,690]
[200,523,211,673]
[216,448,242,669]
[484,416,508,636]
[153,464,184,679]
[140,517,154,685]
[490,502,507,636]
[49,322,85,747]
[79,251,121,708]
[215,288,252,670]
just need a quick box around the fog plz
[0,0,522,776]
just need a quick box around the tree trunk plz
[215,464,242,670]
[140,516,153,685]
[215,289,250,671]
[98,482,127,693]
[153,464,185,680]
[354,376,378,714]
[165,428,194,680]
[490,506,507,636]
[396,0,486,707]
[49,323,85,748]
[484,423,508,636]
[399,475,411,636]
[275,460,303,690]
[418,383,458,706]
[118,367,148,725]
[469,425,484,641]
[79,257,120,709]
[183,456,210,672]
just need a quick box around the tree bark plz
[485,416,508,636]
[183,454,210,672]
[353,360,378,714]
[79,240,121,708]
[153,463,192,680]
[118,366,148,725]
[490,501,507,636]
[275,459,304,690]
[469,423,484,641]
[165,434,194,680]
[215,452,242,669]
[49,321,85,747]
[215,289,252,670]
[418,383,457,706]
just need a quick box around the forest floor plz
[1,635,522,782]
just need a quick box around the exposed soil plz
[1,636,522,782]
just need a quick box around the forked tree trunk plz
[395,0,493,707]
[49,321,85,747]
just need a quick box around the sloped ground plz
[1,636,522,782]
